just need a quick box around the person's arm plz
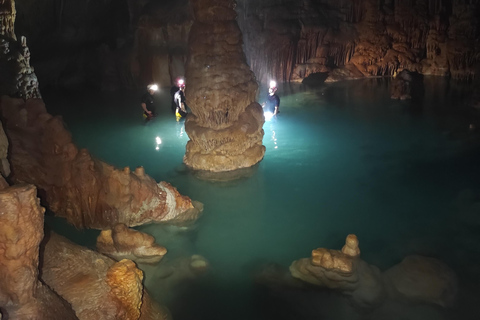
[274,105,279,115]
[141,102,152,114]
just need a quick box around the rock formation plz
[0,95,200,229]
[383,255,458,307]
[390,69,413,100]
[97,223,168,264]
[133,0,194,87]
[183,0,265,172]
[0,184,78,319]
[41,231,170,320]
[290,234,458,310]
[290,234,386,308]
[0,0,15,40]
[0,121,9,176]
[237,0,480,84]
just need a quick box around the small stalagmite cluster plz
[183,0,265,172]
[290,234,458,309]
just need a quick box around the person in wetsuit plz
[141,84,158,120]
[262,82,280,115]
[174,81,188,120]
[170,84,179,114]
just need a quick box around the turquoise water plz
[43,78,480,319]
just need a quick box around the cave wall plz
[236,0,480,83]
[14,0,133,90]
[9,0,480,90]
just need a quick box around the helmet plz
[177,78,186,88]
[147,84,158,91]
[269,80,277,90]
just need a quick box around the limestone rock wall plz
[132,0,193,87]
[0,121,9,176]
[183,0,265,172]
[0,0,16,40]
[0,184,78,319]
[237,0,480,83]
[0,96,199,229]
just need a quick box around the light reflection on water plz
[43,78,480,320]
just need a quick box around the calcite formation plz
[97,223,168,264]
[0,0,15,40]
[0,184,77,319]
[0,96,200,229]
[183,0,265,172]
[133,1,194,87]
[290,234,385,308]
[290,234,459,310]
[0,2,40,100]
[41,232,169,320]
[237,0,480,83]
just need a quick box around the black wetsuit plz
[141,91,155,117]
[264,94,280,113]
[170,85,179,114]
[174,89,188,117]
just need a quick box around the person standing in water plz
[174,79,188,121]
[141,84,158,120]
[262,80,280,116]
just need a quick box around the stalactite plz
[0,0,16,40]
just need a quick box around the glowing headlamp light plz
[148,84,159,91]
[269,80,277,89]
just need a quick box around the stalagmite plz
[183,0,265,172]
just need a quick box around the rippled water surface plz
[44,78,480,320]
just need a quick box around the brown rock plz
[97,223,167,264]
[183,0,265,172]
[341,234,361,257]
[41,232,170,320]
[290,235,385,308]
[0,184,77,319]
[383,255,458,307]
[0,96,201,229]
[0,121,9,177]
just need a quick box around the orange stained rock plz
[97,223,167,264]
[0,96,199,229]
[311,248,353,273]
[341,234,361,257]
[106,259,144,320]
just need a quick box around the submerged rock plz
[383,255,458,307]
[41,232,170,320]
[290,234,385,308]
[97,223,168,265]
[290,234,459,311]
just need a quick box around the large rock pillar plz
[0,184,77,319]
[183,0,265,172]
